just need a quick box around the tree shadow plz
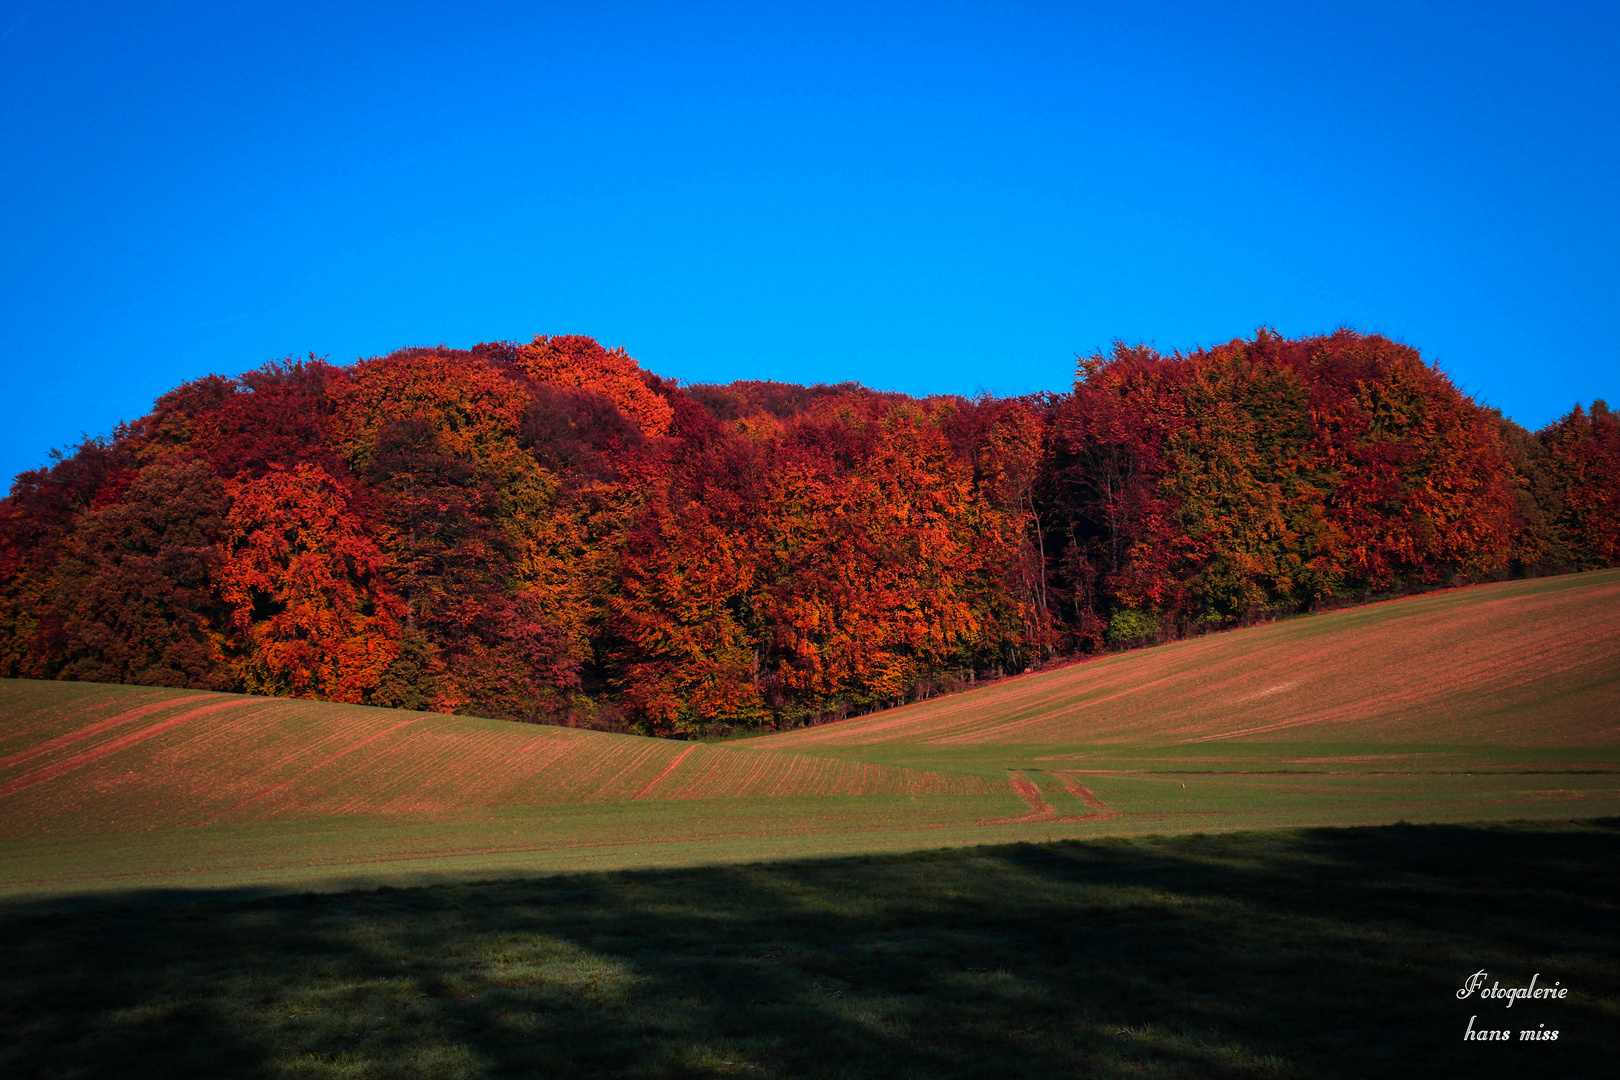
[2,819,1615,1079]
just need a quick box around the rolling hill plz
[744,569,1620,750]
[2,569,1617,896]
[0,683,991,839]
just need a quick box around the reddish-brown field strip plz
[632,744,697,800]
[0,694,216,772]
[1052,774,1111,811]
[980,771,1118,826]
[0,698,256,800]
[1007,773,1054,817]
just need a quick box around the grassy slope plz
[2,570,1618,896]
[729,570,1620,842]
[0,681,990,837]
[743,569,1620,751]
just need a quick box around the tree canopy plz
[2,330,1613,735]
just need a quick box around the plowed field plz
[0,683,989,840]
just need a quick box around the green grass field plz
[2,571,1617,1076]
[3,820,1615,1079]
[2,569,1618,896]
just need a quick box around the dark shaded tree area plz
[1,330,1613,734]
[1040,330,1561,647]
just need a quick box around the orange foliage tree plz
[754,398,1028,714]
[218,462,402,702]
[612,392,1036,733]
[516,334,675,437]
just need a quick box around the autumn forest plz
[1,330,1615,736]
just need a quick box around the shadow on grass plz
[2,819,1616,1079]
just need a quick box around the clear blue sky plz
[3,1,1615,483]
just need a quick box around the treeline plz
[1,330,1614,735]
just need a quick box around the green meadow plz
[5,763,1617,899]
[3,821,1615,1078]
